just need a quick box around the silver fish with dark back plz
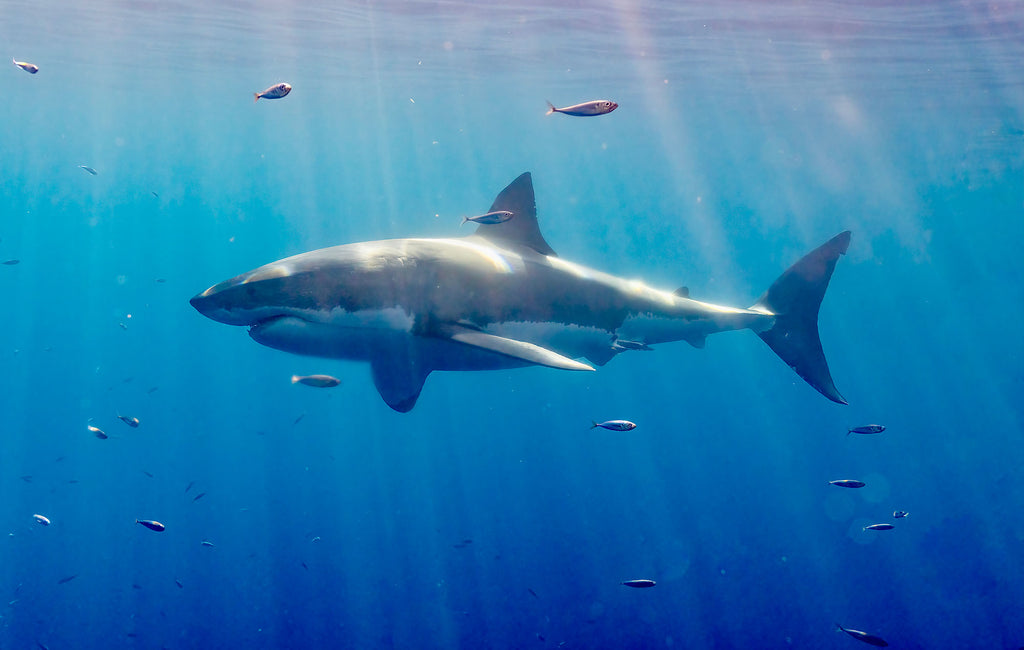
[461,211,514,226]
[255,82,291,102]
[136,519,165,532]
[291,374,341,388]
[13,58,38,74]
[863,523,894,531]
[848,424,885,435]
[546,100,618,117]
[836,623,888,646]
[829,479,865,488]
[612,339,653,352]
[591,420,637,431]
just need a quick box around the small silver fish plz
[546,99,618,117]
[200,540,215,547]
[591,420,637,431]
[117,414,140,428]
[612,339,653,352]
[893,510,909,519]
[621,579,656,588]
[836,623,888,647]
[33,514,50,526]
[78,165,98,175]
[13,58,38,74]
[291,374,341,388]
[829,479,865,488]
[848,424,885,435]
[863,523,894,531]
[136,519,165,532]
[461,211,514,226]
[87,424,108,439]
[255,82,291,102]
[2,259,19,265]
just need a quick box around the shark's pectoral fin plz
[370,353,431,413]
[435,324,594,372]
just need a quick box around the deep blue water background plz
[3,1,1023,648]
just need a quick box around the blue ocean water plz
[3,1,1023,647]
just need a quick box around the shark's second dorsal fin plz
[472,172,557,256]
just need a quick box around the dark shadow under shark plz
[191,172,851,412]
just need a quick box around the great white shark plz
[191,172,851,412]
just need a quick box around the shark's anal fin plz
[436,323,593,372]
[587,347,618,366]
[470,172,557,256]
[370,353,431,413]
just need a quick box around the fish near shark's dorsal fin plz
[471,172,558,256]
[674,286,689,298]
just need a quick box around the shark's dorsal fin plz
[471,172,557,257]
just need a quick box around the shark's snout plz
[190,275,267,326]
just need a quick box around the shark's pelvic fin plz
[437,323,593,371]
[586,347,618,366]
[753,231,851,405]
[371,351,431,413]
[470,172,558,257]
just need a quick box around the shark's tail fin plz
[752,231,851,405]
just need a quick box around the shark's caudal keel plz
[190,172,851,412]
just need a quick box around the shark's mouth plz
[247,314,347,357]
[246,313,421,363]
[248,314,294,335]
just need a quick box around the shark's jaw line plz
[191,172,851,412]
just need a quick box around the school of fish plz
[8,59,913,646]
